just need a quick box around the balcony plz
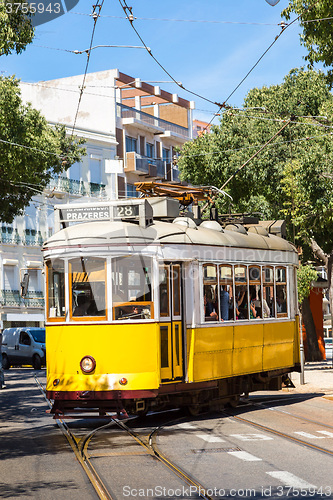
[125,152,166,178]
[23,230,44,247]
[0,290,45,308]
[45,177,106,199]
[0,230,20,245]
[117,104,190,140]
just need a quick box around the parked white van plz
[1,327,45,370]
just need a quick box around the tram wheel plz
[228,395,240,408]
[2,354,10,370]
[32,354,42,370]
[188,405,201,417]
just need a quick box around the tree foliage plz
[0,0,34,55]
[0,77,85,222]
[282,0,333,85]
[0,3,86,221]
[297,264,318,305]
[179,68,333,251]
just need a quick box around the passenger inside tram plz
[236,286,247,319]
[204,285,218,321]
[220,285,230,321]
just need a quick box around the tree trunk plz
[301,297,322,361]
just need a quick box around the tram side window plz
[203,264,218,321]
[112,256,153,321]
[234,265,249,320]
[219,265,234,321]
[263,267,275,318]
[276,267,288,316]
[47,259,65,319]
[249,266,262,319]
[70,258,106,319]
[159,266,169,317]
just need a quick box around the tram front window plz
[112,256,153,320]
[47,259,65,319]
[70,257,106,319]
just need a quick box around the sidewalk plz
[290,359,333,395]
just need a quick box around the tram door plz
[159,264,183,382]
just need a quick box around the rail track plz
[35,375,333,499]
[223,394,333,458]
[34,375,214,500]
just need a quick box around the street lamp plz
[265,0,280,5]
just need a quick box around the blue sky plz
[3,0,309,123]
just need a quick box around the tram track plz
[34,375,116,499]
[35,372,333,498]
[223,395,333,458]
[34,375,214,500]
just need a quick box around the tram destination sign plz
[55,199,153,229]
[60,205,111,222]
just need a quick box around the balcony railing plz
[117,104,190,139]
[125,152,166,178]
[23,232,44,247]
[0,290,44,308]
[47,177,106,198]
[0,233,21,244]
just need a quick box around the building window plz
[125,136,137,153]
[89,155,102,184]
[146,142,154,158]
[162,148,170,162]
[126,184,139,198]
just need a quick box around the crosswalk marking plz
[228,450,262,461]
[196,434,225,443]
[266,471,317,489]
[177,422,196,430]
[295,431,325,439]
[317,430,333,438]
[230,433,273,441]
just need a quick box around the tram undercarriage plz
[48,366,300,418]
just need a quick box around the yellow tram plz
[43,195,300,417]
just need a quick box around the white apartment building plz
[0,69,194,329]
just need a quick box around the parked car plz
[1,327,45,369]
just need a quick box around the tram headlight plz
[119,377,128,386]
[80,356,96,373]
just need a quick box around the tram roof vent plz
[173,217,197,229]
[200,220,224,232]
[258,220,286,239]
[247,225,269,237]
[147,197,179,219]
[224,223,247,234]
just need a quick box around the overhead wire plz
[117,0,223,108]
[0,137,63,158]
[69,11,333,26]
[200,0,323,133]
[70,0,105,138]
[180,130,333,160]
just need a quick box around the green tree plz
[0,0,34,55]
[282,0,333,85]
[179,68,333,360]
[0,2,85,222]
